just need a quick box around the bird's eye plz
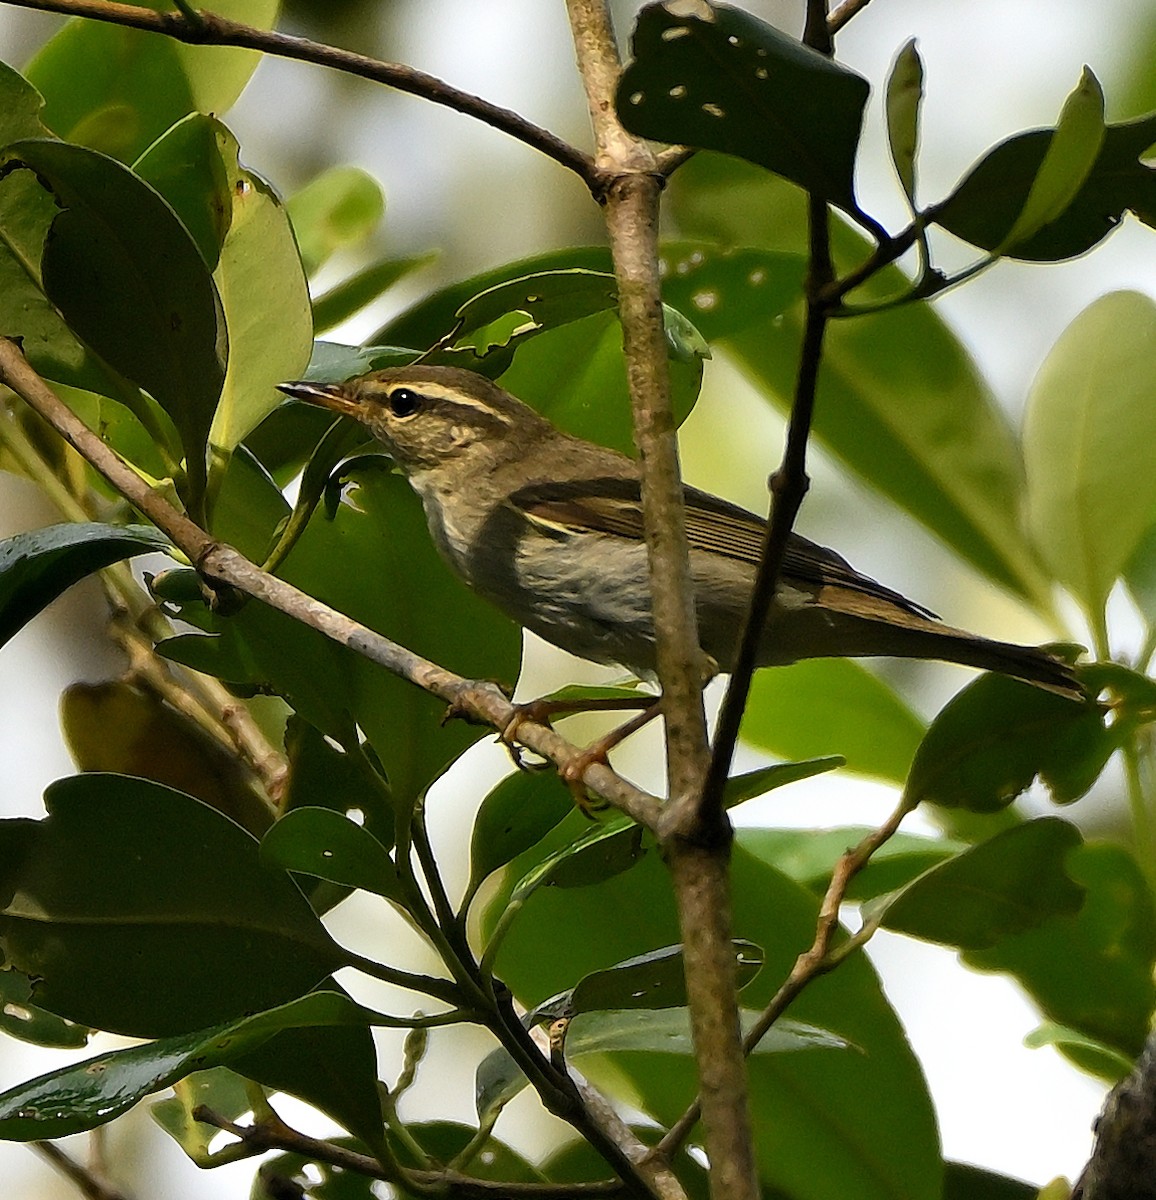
[387,388,424,418]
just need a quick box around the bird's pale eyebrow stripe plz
[414,386,517,424]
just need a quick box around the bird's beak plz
[277,379,362,419]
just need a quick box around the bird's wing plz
[509,478,937,620]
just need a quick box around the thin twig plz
[194,1107,628,1198]
[31,1141,130,1200]
[655,792,917,1160]
[0,0,599,190]
[0,401,290,801]
[0,340,664,830]
[828,0,876,35]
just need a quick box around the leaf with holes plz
[617,2,870,213]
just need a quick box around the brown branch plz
[1073,1030,1156,1199]
[566,6,756,1200]
[828,0,876,34]
[32,1141,130,1200]
[0,339,662,831]
[656,792,918,1160]
[0,0,599,190]
[194,1107,626,1199]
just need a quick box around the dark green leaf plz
[722,757,844,807]
[943,1162,1037,1200]
[2,138,227,502]
[0,970,88,1049]
[934,110,1156,261]
[261,807,403,902]
[483,843,942,1198]
[617,3,869,213]
[0,774,345,1036]
[468,770,576,897]
[904,673,1110,811]
[0,989,388,1143]
[875,818,1085,949]
[0,522,169,649]
[885,39,923,205]
[965,842,1156,1058]
[568,941,763,1015]
[476,1006,843,1121]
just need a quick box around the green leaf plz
[934,110,1156,261]
[943,1163,1037,1200]
[873,818,1085,949]
[669,156,1051,605]
[150,1068,253,1165]
[495,307,703,456]
[0,989,390,1144]
[467,771,576,898]
[133,111,231,268]
[60,680,273,838]
[450,269,619,349]
[375,248,705,455]
[1023,291,1156,615]
[885,39,923,206]
[568,941,764,1015]
[722,757,845,807]
[286,165,386,276]
[205,119,312,459]
[1,137,227,504]
[903,672,1109,812]
[996,67,1105,253]
[476,1006,842,1122]
[261,807,403,902]
[741,658,925,784]
[0,970,87,1049]
[24,0,279,163]
[0,522,169,649]
[483,843,942,1199]
[966,842,1156,1058]
[0,774,345,1037]
[1024,1022,1133,1083]
[617,2,870,214]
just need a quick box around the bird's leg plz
[557,698,664,807]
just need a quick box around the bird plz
[276,366,1082,702]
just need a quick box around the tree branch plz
[0,339,663,831]
[566,6,757,1200]
[31,1141,129,1200]
[194,1106,630,1198]
[0,0,599,190]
